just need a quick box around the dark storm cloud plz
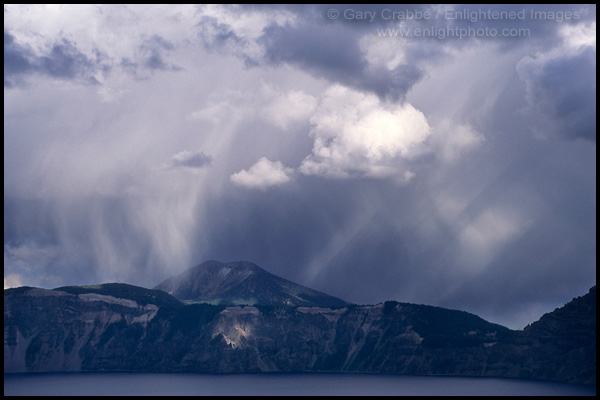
[259,20,423,102]
[3,5,595,330]
[230,4,596,102]
[261,22,364,80]
[193,178,381,290]
[3,195,156,288]
[4,30,35,87]
[518,46,596,141]
[189,4,597,106]
[4,198,60,249]
[193,5,432,101]
[4,30,101,87]
[255,7,425,102]
[38,40,96,80]
[421,139,595,325]
[188,21,596,327]
[446,4,596,47]
[193,118,596,329]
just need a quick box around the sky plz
[3,4,596,329]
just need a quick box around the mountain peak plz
[154,260,348,308]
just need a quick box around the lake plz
[4,373,596,396]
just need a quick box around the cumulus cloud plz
[261,84,318,129]
[231,157,294,189]
[299,85,430,181]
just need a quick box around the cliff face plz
[493,286,596,384]
[4,287,161,373]
[4,285,595,384]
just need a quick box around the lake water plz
[4,373,596,396]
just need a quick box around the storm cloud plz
[4,29,101,86]
[4,4,596,329]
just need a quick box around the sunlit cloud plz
[231,157,294,189]
[300,85,430,181]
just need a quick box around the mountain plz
[153,260,348,308]
[489,286,596,384]
[4,282,595,384]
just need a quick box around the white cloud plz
[560,21,596,50]
[230,157,294,189]
[299,85,431,181]
[261,84,318,129]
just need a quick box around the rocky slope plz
[4,284,596,384]
[153,261,348,308]
[489,286,596,384]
